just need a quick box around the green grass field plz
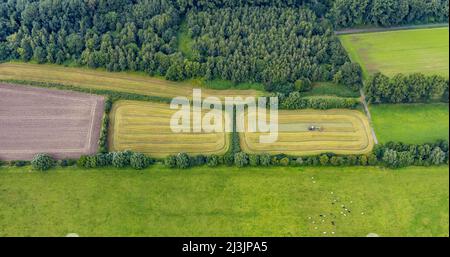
[340,27,449,77]
[0,165,447,237]
[370,103,449,144]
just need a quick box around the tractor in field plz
[308,125,323,132]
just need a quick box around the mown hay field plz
[339,27,449,77]
[0,62,263,99]
[240,109,374,156]
[109,101,230,158]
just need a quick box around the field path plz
[359,89,378,145]
[335,23,448,35]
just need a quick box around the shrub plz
[164,155,177,168]
[294,78,312,92]
[31,153,55,171]
[271,156,279,166]
[176,153,190,169]
[96,153,113,167]
[295,157,304,166]
[382,149,399,168]
[130,152,152,170]
[223,153,235,166]
[260,154,271,166]
[59,159,76,167]
[359,155,368,166]
[207,155,219,167]
[112,151,131,168]
[11,160,29,167]
[319,155,329,166]
[305,156,320,166]
[234,152,249,168]
[104,98,113,113]
[87,155,98,168]
[249,155,260,166]
[367,154,378,166]
[194,155,206,166]
[397,151,414,168]
[279,157,290,166]
[77,155,90,168]
[330,156,340,166]
[430,147,446,165]
[347,155,358,166]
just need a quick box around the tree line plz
[328,0,449,28]
[365,72,449,104]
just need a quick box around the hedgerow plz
[280,92,360,110]
[98,98,112,153]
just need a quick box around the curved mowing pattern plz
[109,101,230,157]
[240,109,374,156]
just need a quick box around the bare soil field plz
[0,84,104,160]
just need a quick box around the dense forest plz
[184,7,355,93]
[0,0,448,94]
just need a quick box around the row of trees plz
[161,141,448,169]
[328,0,449,28]
[365,73,449,104]
[375,141,449,168]
[77,151,154,170]
[4,139,448,171]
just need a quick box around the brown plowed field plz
[0,84,104,160]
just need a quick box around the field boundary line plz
[360,89,378,145]
[335,23,448,35]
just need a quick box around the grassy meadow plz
[109,101,230,157]
[370,103,449,144]
[0,165,447,237]
[339,27,449,77]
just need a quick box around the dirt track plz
[0,83,104,160]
